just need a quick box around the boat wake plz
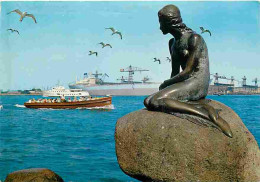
[38,108,64,110]
[77,104,115,110]
[19,104,115,110]
[16,103,115,110]
[14,104,26,108]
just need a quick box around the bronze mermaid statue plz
[144,4,233,138]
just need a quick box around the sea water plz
[0,95,259,181]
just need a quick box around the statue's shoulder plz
[189,33,203,41]
[188,33,204,49]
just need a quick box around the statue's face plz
[159,17,170,35]
[158,5,182,35]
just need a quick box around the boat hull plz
[69,83,161,96]
[24,97,112,109]
[87,88,158,96]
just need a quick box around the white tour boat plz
[43,86,90,97]
[25,86,112,109]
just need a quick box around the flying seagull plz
[200,27,211,36]
[7,28,20,35]
[98,42,112,48]
[105,27,122,39]
[153,58,161,64]
[166,57,171,62]
[7,9,37,23]
[89,51,98,57]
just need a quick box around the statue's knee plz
[144,97,157,111]
[144,96,150,108]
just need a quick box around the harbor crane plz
[238,76,258,87]
[242,76,247,86]
[90,71,109,84]
[120,65,149,83]
[92,70,103,80]
[117,76,127,83]
[141,76,150,83]
[101,73,109,80]
[252,78,258,86]
[210,73,237,86]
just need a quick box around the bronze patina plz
[144,5,232,138]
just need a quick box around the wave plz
[14,104,26,108]
[27,105,115,110]
[14,104,115,110]
[76,104,115,110]
[38,109,62,111]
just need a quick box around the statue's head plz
[158,5,183,34]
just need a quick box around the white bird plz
[0,105,3,109]
[153,58,161,64]
[7,28,20,35]
[89,51,98,57]
[7,9,37,23]
[166,57,171,62]
[200,27,211,36]
[105,27,122,39]
[98,42,112,48]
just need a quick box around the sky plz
[0,1,259,90]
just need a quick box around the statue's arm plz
[160,34,201,90]
[168,38,180,78]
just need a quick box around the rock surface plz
[4,168,64,182]
[115,100,260,182]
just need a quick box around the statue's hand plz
[159,81,168,90]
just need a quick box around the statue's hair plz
[158,5,193,33]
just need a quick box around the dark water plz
[0,95,259,181]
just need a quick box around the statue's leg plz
[144,81,232,137]
[144,81,193,111]
[144,93,157,110]
[162,98,210,120]
[201,104,233,138]
[188,100,233,137]
[162,98,232,138]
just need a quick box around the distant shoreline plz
[0,93,259,96]
[0,94,42,96]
